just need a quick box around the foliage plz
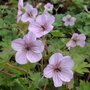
[0,0,90,90]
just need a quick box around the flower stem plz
[0,69,13,76]
[5,63,30,74]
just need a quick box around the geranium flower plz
[62,15,76,26]
[17,0,23,22]
[11,32,44,64]
[28,13,55,38]
[66,33,86,50]
[44,3,53,12]
[21,2,38,22]
[43,53,74,87]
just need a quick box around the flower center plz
[54,68,61,72]
[28,12,33,17]
[25,46,30,51]
[67,18,71,22]
[72,38,79,42]
[41,25,46,31]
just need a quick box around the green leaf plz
[48,38,65,53]
[29,72,41,89]
[51,31,63,37]
[53,14,63,27]
[76,81,90,90]
[69,47,90,74]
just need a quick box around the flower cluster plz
[11,0,87,88]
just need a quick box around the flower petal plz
[36,13,55,25]
[23,32,36,43]
[17,10,22,22]
[44,3,53,11]
[59,69,73,82]
[71,17,76,22]
[71,33,78,39]
[15,51,28,64]
[60,56,74,69]
[31,40,44,53]
[69,22,75,26]
[31,8,38,18]
[64,22,70,26]
[46,13,55,24]
[26,51,42,63]
[36,14,46,26]
[43,65,53,78]
[77,41,86,47]
[78,34,86,41]
[11,38,25,51]
[18,0,23,9]
[24,2,33,13]
[49,53,63,65]
[62,15,71,22]
[21,13,30,22]
[29,21,53,38]
[66,40,76,49]
[53,72,63,87]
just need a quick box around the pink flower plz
[21,2,38,22]
[66,33,86,50]
[43,53,74,87]
[17,0,23,22]
[62,15,76,26]
[11,32,44,64]
[28,13,55,38]
[44,3,53,12]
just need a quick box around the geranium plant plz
[0,0,90,90]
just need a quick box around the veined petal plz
[45,13,55,24]
[26,51,42,63]
[59,69,73,82]
[24,2,33,13]
[18,0,23,9]
[49,53,63,65]
[60,56,74,69]
[23,32,36,43]
[31,40,44,53]
[11,38,25,51]
[21,13,30,22]
[53,72,63,87]
[28,22,46,38]
[15,51,28,64]
[42,25,53,36]
[31,8,38,18]
[43,65,53,78]
[36,14,46,26]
